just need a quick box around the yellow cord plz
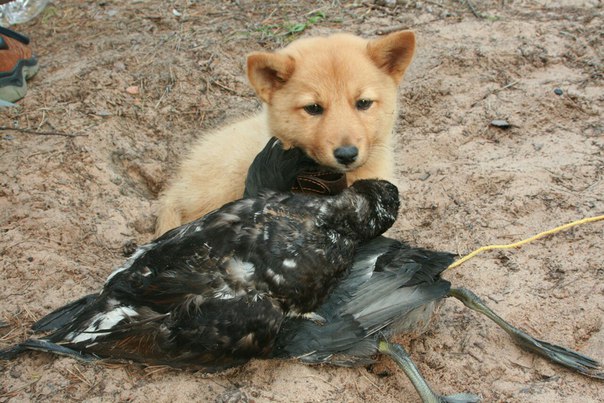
[447,214,604,270]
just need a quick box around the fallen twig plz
[375,18,444,35]
[470,80,519,107]
[212,80,243,96]
[0,126,86,137]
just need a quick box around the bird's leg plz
[448,287,604,379]
[377,340,480,403]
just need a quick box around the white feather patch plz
[226,258,255,282]
[282,259,296,269]
[67,306,138,343]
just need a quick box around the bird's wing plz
[103,192,296,307]
[272,237,453,364]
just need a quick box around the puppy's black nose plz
[334,146,358,165]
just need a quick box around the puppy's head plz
[247,31,415,172]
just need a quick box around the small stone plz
[376,0,397,6]
[10,367,21,378]
[554,88,563,96]
[490,119,511,129]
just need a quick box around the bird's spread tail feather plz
[32,293,99,332]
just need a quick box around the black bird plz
[0,173,399,371]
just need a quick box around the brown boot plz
[0,26,38,102]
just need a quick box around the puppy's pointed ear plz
[247,52,295,103]
[367,30,415,83]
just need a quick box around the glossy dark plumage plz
[1,169,399,371]
[272,235,454,366]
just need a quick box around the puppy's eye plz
[356,99,373,110]
[303,104,324,116]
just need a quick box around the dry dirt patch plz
[1,1,602,402]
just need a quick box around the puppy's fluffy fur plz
[156,31,415,236]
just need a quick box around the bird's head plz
[244,137,347,197]
[320,179,400,242]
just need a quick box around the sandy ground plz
[1,0,603,402]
